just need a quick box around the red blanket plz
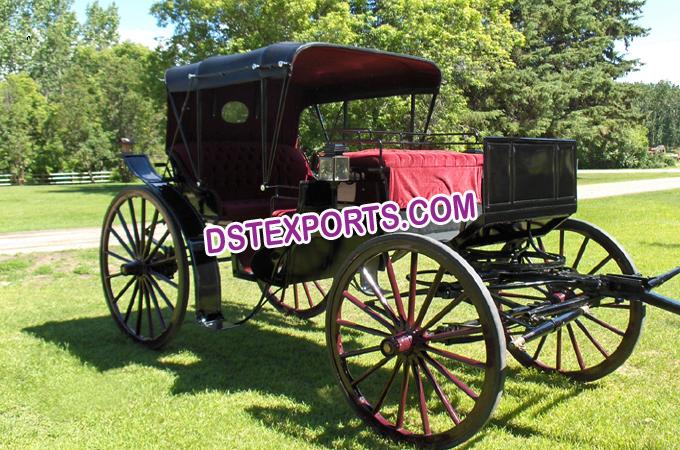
[347,149,483,208]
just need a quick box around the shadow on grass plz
[645,241,680,250]
[23,303,593,448]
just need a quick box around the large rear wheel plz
[100,187,189,349]
[327,233,505,449]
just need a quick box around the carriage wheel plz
[501,218,645,381]
[100,187,189,349]
[327,233,505,448]
[260,278,331,319]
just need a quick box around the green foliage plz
[632,81,680,150]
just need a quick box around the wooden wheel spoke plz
[140,198,146,254]
[351,357,391,387]
[113,276,136,304]
[559,229,565,257]
[583,312,625,336]
[419,357,461,426]
[340,345,381,359]
[588,255,613,275]
[109,227,136,259]
[372,358,402,415]
[575,319,609,358]
[293,284,300,310]
[361,267,401,325]
[572,237,590,270]
[145,278,167,329]
[313,280,326,297]
[343,291,395,332]
[123,281,139,324]
[150,269,178,289]
[147,230,170,262]
[567,324,586,370]
[408,252,418,326]
[385,255,407,321]
[115,210,138,257]
[336,319,389,337]
[106,249,132,264]
[556,328,563,370]
[135,278,144,335]
[144,278,154,338]
[128,198,141,253]
[532,335,548,361]
[422,352,479,400]
[143,209,160,257]
[148,275,175,311]
[421,293,465,331]
[415,266,445,327]
[425,345,486,369]
[411,361,431,435]
[396,362,410,428]
[302,282,314,307]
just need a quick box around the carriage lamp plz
[318,143,350,182]
[119,137,134,154]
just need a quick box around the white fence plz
[0,171,112,186]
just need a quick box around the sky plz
[73,0,680,85]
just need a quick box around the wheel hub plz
[121,259,147,276]
[380,332,415,357]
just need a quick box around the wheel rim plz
[100,189,188,346]
[497,219,645,380]
[262,278,331,319]
[327,234,504,447]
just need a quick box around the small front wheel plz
[326,233,505,448]
[100,187,189,349]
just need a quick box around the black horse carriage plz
[99,42,680,448]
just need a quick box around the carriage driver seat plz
[170,141,313,221]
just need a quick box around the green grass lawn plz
[577,171,680,185]
[0,183,134,233]
[0,190,679,448]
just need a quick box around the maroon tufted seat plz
[170,141,311,221]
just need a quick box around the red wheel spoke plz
[556,328,563,370]
[411,362,431,435]
[293,284,300,310]
[419,358,461,426]
[337,319,389,337]
[351,357,391,387]
[588,255,613,275]
[567,324,586,370]
[396,362,410,429]
[302,282,314,307]
[340,345,381,358]
[425,345,486,369]
[123,281,139,324]
[408,252,418,326]
[422,352,479,400]
[532,335,548,361]
[148,275,175,311]
[113,276,136,304]
[421,293,465,331]
[583,313,625,336]
[572,237,590,270]
[313,280,326,297]
[343,291,395,331]
[372,358,402,414]
[385,255,407,321]
[425,326,483,342]
[415,266,445,327]
[575,319,609,357]
[145,278,167,329]
[361,267,401,325]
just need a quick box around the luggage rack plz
[327,127,483,152]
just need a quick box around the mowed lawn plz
[0,188,679,449]
[577,171,680,185]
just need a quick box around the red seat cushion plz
[346,149,483,208]
[170,141,311,220]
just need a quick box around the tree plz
[633,81,680,150]
[0,74,49,183]
[81,1,120,50]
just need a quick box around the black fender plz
[123,154,224,329]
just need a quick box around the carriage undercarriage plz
[99,42,680,448]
